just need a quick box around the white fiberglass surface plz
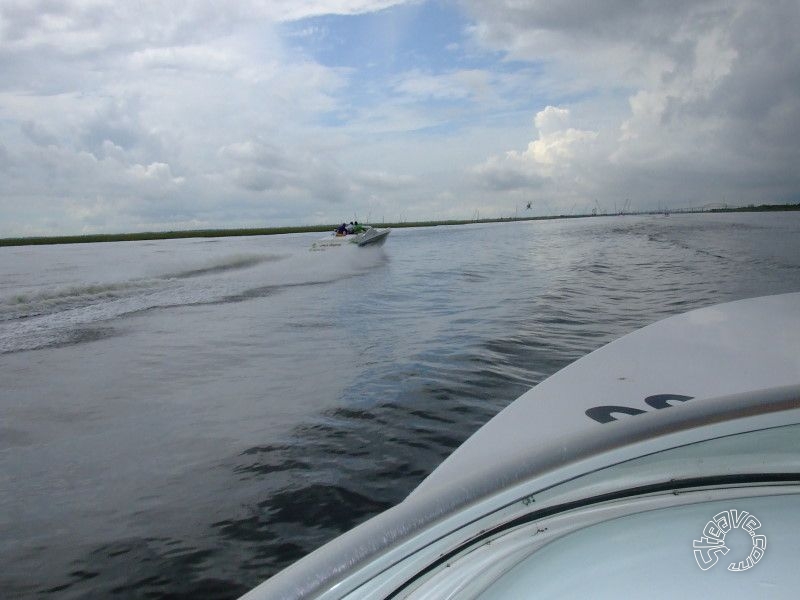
[358,422,800,600]
[477,494,799,599]
[414,293,800,501]
[527,422,800,508]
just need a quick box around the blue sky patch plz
[281,1,482,73]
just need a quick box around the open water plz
[1,213,800,598]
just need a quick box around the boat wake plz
[0,244,385,354]
[0,254,282,322]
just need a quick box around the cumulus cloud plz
[219,140,292,168]
[0,1,407,54]
[462,0,800,209]
[473,106,597,191]
[0,143,9,170]
[216,138,354,208]
[352,170,417,190]
[0,1,408,234]
[265,0,408,23]
[472,155,544,192]
[527,106,597,167]
[21,120,59,147]
[129,46,239,74]
[127,162,185,185]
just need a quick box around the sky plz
[1,0,799,236]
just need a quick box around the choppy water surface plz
[2,213,800,598]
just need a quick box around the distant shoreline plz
[2,202,798,247]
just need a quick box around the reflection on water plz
[1,214,800,598]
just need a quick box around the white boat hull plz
[311,227,390,250]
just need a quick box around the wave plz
[0,245,386,354]
[0,254,283,322]
[159,254,284,280]
[0,280,158,322]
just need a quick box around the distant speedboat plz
[311,226,390,250]
[353,226,390,246]
[241,293,800,599]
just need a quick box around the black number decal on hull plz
[586,394,694,423]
